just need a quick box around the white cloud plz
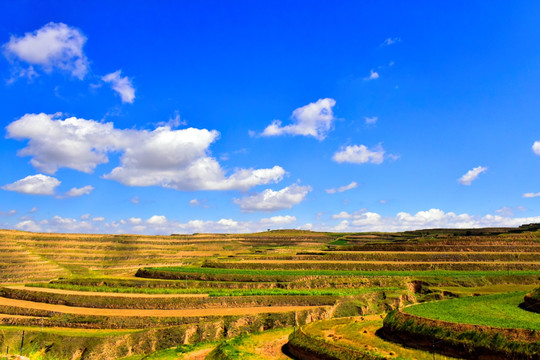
[234,184,311,212]
[326,181,358,194]
[2,174,60,195]
[3,22,88,79]
[102,70,135,103]
[533,141,540,155]
[7,113,285,191]
[332,211,353,219]
[15,220,42,232]
[495,206,525,217]
[189,199,200,206]
[64,185,94,198]
[6,113,123,173]
[260,215,296,225]
[523,192,540,198]
[261,98,337,140]
[364,116,378,125]
[333,145,385,164]
[92,217,105,222]
[0,210,16,216]
[381,37,401,46]
[29,207,38,213]
[147,215,167,225]
[365,69,379,80]
[80,213,90,219]
[129,217,142,224]
[458,166,487,185]
[322,208,540,232]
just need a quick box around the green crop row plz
[329,244,539,252]
[284,252,540,262]
[24,283,401,297]
[202,260,540,272]
[140,266,540,280]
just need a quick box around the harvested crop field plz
[0,296,327,318]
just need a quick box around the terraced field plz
[0,226,539,359]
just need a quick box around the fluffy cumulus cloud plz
[322,208,540,232]
[3,22,88,79]
[333,145,385,164]
[14,220,42,232]
[147,215,167,225]
[2,174,60,195]
[458,166,487,185]
[102,70,135,103]
[234,184,311,212]
[7,113,285,191]
[261,98,337,140]
[326,181,358,194]
[523,192,540,198]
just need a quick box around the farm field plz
[288,315,459,360]
[0,225,539,359]
[404,291,540,330]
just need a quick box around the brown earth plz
[0,296,327,318]
[6,286,209,298]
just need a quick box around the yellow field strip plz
[318,251,540,254]
[239,260,540,264]
[0,313,39,319]
[0,297,325,317]
[6,286,209,298]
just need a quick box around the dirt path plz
[0,296,327,318]
[7,286,209,298]
[181,347,215,359]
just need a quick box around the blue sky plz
[2,1,540,234]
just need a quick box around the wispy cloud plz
[458,166,487,185]
[326,181,358,194]
[380,37,401,47]
[365,69,379,80]
[102,70,135,103]
[364,116,378,125]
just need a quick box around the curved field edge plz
[205,327,292,360]
[285,316,458,360]
[286,325,385,360]
[523,287,540,313]
[403,292,540,330]
[381,309,540,359]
